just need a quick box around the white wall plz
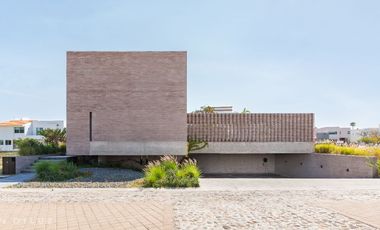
[30,120,64,136]
[0,120,64,151]
[0,126,28,151]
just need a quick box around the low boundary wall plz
[275,153,378,178]
[190,153,378,178]
[15,155,41,174]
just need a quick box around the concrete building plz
[0,119,64,151]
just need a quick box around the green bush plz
[34,160,83,182]
[143,156,201,188]
[15,138,66,156]
[15,138,45,155]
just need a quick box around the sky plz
[0,0,379,128]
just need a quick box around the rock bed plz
[10,168,143,188]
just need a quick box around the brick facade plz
[67,52,187,155]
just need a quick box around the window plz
[0,140,3,145]
[328,131,338,135]
[5,140,12,145]
[36,127,44,135]
[14,127,25,133]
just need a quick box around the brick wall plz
[67,52,187,155]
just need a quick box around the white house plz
[316,127,351,142]
[0,119,64,151]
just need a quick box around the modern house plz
[66,51,377,178]
[0,120,64,151]
[316,127,351,142]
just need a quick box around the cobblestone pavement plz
[1,179,380,229]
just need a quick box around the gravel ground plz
[0,187,379,229]
[10,168,143,188]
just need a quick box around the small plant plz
[34,160,84,181]
[241,107,251,113]
[187,138,208,153]
[143,155,201,188]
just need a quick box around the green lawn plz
[0,151,19,175]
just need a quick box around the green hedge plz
[144,156,201,188]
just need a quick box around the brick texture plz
[187,113,314,142]
[67,52,187,155]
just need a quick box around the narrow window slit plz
[89,112,93,141]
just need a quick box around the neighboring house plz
[350,127,380,143]
[0,120,64,151]
[316,126,380,143]
[316,127,351,142]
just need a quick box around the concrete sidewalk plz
[0,173,35,188]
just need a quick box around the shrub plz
[315,144,380,157]
[143,156,201,188]
[15,138,45,156]
[15,138,66,156]
[34,160,83,182]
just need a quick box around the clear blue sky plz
[0,1,379,128]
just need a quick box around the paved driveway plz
[0,179,380,229]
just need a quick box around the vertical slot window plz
[89,112,92,141]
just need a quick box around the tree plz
[39,128,66,147]
[200,105,215,113]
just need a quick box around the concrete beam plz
[90,141,187,156]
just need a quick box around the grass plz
[143,155,201,188]
[315,144,380,157]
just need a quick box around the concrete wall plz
[275,153,378,178]
[15,155,41,173]
[67,51,187,156]
[90,141,186,156]
[191,142,314,154]
[190,153,377,178]
[191,154,275,175]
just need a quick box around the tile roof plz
[0,120,32,127]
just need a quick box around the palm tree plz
[39,128,66,147]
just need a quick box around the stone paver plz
[0,179,380,229]
[0,201,173,230]
[317,200,380,229]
